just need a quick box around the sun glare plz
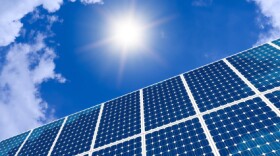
[112,18,143,49]
[82,9,171,82]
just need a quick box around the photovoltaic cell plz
[92,137,142,156]
[143,76,196,131]
[265,90,280,110]
[51,106,101,156]
[146,118,214,156]
[94,91,141,148]
[272,38,280,47]
[18,119,64,156]
[0,131,29,156]
[227,44,280,92]
[184,60,254,112]
[203,97,280,156]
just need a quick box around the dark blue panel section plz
[92,137,142,156]
[146,118,214,156]
[227,44,280,92]
[143,76,196,131]
[18,119,64,156]
[94,91,141,148]
[272,38,280,47]
[203,97,280,156]
[51,106,101,156]
[266,90,280,110]
[0,131,29,156]
[184,60,254,112]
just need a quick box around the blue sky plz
[0,0,280,140]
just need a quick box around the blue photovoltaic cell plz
[272,38,280,47]
[146,118,214,156]
[94,91,141,148]
[204,97,280,156]
[265,90,280,110]
[51,106,101,156]
[92,137,142,156]
[184,60,254,112]
[0,131,29,156]
[227,44,280,92]
[18,119,64,156]
[143,76,196,131]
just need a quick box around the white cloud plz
[251,0,280,44]
[0,0,63,46]
[0,0,104,141]
[80,0,104,4]
[0,0,104,47]
[0,34,64,140]
[69,0,104,4]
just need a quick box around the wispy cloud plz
[0,0,104,47]
[251,0,280,45]
[0,0,63,46]
[0,34,64,140]
[0,0,101,140]
[69,0,104,5]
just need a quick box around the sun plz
[81,10,171,82]
[112,18,144,49]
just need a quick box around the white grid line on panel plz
[76,151,88,155]
[180,74,220,156]
[79,134,142,156]
[180,75,200,114]
[15,129,33,156]
[268,42,280,50]
[75,86,279,156]
[90,103,105,150]
[146,115,198,135]
[262,86,280,95]
[140,89,147,156]
[223,58,280,117]
[47,117,68,156]
[202,94,258,116]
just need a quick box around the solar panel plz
[50,106,101,156]
[203,97,280,155]
[184,60,254,112]
[272,38,280,47]
[146,118,214,156]
[143,76,195,131]
[265,90,280,110]
[94,91,141,148]
[1,38,280,156]
[17,119,64,156]
[0,131,29,156]
[227,44,280,92]
[92,137,142,156]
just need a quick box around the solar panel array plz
[1,38,280,156]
